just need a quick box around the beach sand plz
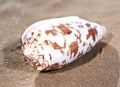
[0,0,120,87]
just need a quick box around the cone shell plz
[21,16,106,71]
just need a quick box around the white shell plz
[21,16,106,71]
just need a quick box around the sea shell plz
[21,16,106,71]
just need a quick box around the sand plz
[0,0,120,87]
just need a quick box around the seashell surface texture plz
[21,16,106,71]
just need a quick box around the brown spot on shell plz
[22,42,26,46]
[87,43,93,51]
[83,42,87,46]
[27,38,29,41]
[28,37,32,40]
[62,60,66,64]
[34,38,38,41]
[31,32,34,36]
[50,41,64,54]
[74,29,82,43]
[37,33,41,37]
[41,63,47,70]
[49,54,52,60]
[50,42,63,50]
[78,24,84,28]
[50,42,64,54]
[86,34,90,40]
[45,29,57,36]
[86,23,91,27]
[33,38,38,43]
[57,24,72,34]
[32,62,37,70]
[65,23,74,28]
[69,41,78,57]
[34,45,37,48]
[49,63,60,70]
[74,34,82,43]
[86,28,98,41]
[41,46,44,50]
[44,40,49,45]
[63,39,66,48]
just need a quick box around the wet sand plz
[0,0,120,87]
